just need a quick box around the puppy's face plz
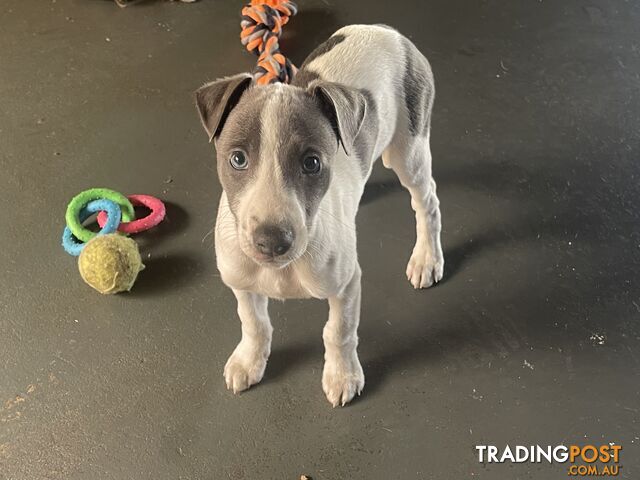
[196,74,366,268]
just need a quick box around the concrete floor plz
[1,0,639,479]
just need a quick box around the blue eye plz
[302,155,321,174]
[230,151,248,170]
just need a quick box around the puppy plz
[195,25,444,406]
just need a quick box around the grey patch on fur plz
[301,34,347,67]
[216,84,337,223]
[268,87,336,221]
[351,89,378,176]
[214,86,271,216]
[195,73,253,140]
[291,68,322,88]
[310,81,367,157]
[401,38,434,136]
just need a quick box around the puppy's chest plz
[220,257,329,300]
[254,268,316,300]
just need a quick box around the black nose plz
[253,224,293,257]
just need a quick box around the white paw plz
[406,246,444,289]
[322,356,365,407]
[223,342,269,394]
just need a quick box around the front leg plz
[322,264,365,407]
[224,289,272,393]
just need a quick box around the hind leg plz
[382,131,444,289]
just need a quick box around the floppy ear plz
[195,73,253,142]
[309,81,367,156]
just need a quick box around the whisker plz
[201,227,215,244]
[317,206,355,232]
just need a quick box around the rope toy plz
[61,188,166,294]
[240,0,298,85]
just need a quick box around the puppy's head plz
[195,73,366,268]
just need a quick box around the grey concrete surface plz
[1,0,639,479]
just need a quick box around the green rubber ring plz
[65,188,135,243]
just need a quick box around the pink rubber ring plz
[97,194,166,234]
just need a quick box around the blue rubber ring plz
[61,199,122,256]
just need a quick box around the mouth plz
[238,226,305,268]
[239,241,295,268]
[247,251,294,269]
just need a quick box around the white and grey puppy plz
[195,25,444,407]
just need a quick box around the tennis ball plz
[78,234,144,294]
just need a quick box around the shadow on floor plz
[136,201,189,250]
[265,341,322,383]
[126,200,201,295]
[352,156,617,402]
[360,179,404,205]
[131,252,205,296]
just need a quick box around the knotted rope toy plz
[61,188,166,294]
[240,0,298,85]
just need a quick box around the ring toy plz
[62,199,122,256]
[66,188,135,243]
[96,194,166,234]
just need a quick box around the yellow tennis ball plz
[78,234,144,294]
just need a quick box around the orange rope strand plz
[240,0,297,85]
